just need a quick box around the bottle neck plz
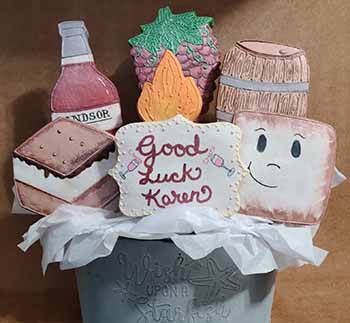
[61,53,94,66]
[61,33,94,66]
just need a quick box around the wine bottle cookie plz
[51,21,123,134]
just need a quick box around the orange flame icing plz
[137,50,202,122]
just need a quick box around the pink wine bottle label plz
[51,21,122,133]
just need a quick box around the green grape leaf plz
[128,6,214,55]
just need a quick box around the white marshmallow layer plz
[13,152,116,202]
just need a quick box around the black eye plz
[291,140,301,158]
[257,134,267,152]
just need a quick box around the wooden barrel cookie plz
[216,40,309,122]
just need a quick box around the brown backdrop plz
[0,1,349,322]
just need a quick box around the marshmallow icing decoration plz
[109,115,246,217]
[235,111,336,224]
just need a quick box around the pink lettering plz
[135,134,208,170]
[138,164,202,185]
[142,189,164,208]
[136,135,157,169]
[141,185,213,208]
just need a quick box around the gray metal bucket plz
[76,238,275,323]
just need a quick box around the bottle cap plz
[58,20,92,61]
[58,21,89,38]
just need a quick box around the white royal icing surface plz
[109,115,247,217]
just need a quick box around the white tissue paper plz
[18,204,328,275]
[332,167,347,188]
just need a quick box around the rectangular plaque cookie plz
[109,115,246,217]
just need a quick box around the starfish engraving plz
[188,258,241,298]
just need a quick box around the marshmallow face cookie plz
[235,111,336,224]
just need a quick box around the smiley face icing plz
[235,111,336,225]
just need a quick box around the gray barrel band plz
[216,110,234,123]
[220,75,309,93]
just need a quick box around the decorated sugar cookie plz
[235,111,336,224]
[129,6,220,114]
[216,40,309,122]
[13,118,119,216]
[109,115,246,217]
[137,50,202,122]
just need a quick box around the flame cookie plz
[137,50,202,122]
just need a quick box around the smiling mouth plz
[247,162,278,189]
